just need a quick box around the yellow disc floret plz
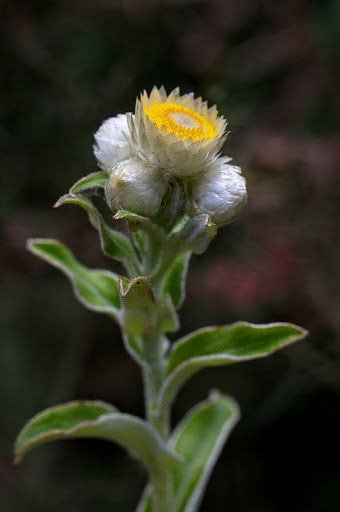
[144,102,217,142]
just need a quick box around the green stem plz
[143,231,164,276]
[137,222,180,511]
[142,330,174,511]
[150,466,175,512]
[142,330,167,436]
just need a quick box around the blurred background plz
[1,0,340,510]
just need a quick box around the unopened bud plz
[189,157,247,226]
[94,114,133,171]
[105,158,167,218]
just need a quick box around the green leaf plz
[15,401,181,472]
[28,239,121,320]
[136,486,152,512]
[162,252,191,309]
[114,209,164,239]
[55,194,140,269]
[15,400,116,461]
[69,171,109,194]
[133,230,147,255]
[166,214,217,257]
[136,392,240,512]
[172,392,239,512]
[119,276,178,335]
[150,215,216,293]
[157,322,307,417]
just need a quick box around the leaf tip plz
[26,238,39,253]
[208,389,241,422]
[208,388,222,401]
[13,455,22,466]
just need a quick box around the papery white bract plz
[105,157,167,217]
[94,114,133,171]
[188,157,247,226]
[126,86,227,177]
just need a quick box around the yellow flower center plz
[144,102,217,142]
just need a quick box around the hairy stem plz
[142,330,174,511]
[142,330,167,436]
[150,466,175,512]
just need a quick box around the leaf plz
[119,276,178,335]
[165,214,217,258]
[136,392,240,512]
[136,486,152,512]
[162,252,191,309]
[14,401,181,472]
[114,210,164,238]
[149,216,216,295]
[133,230,147,255]
[55,193,99,228]
[28,239,121,320]
[171,392,240,512]
[157,322,307,417]
[55,194,139,268]
[15,400,116,461]
[69,171,109,194]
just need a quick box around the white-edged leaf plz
[162,252,191,309]
[55,194,140,269]
[114,210,164,239]
[119,276,178,335]
[15,400,181,472]
[157,322,307,418]
[172,392,240,512]
[136,392,240,512]
[164,214,217,259]
[69,171,108,194]
[28,238,121,320]
[151,215,216,289]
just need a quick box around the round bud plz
[105,158,167,218]
[94,114,133,171]
[189,157,247,226]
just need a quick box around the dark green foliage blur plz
[1,0,339,510]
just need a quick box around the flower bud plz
[189,157,247,226]
[105,158,167,218]
[94,114,133,171]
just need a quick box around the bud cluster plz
[94,86,247,227]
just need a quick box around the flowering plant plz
[15,87,307,512]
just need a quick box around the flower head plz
[94,114,133,171]
[94,86,246,227]
[127,86,227,177]
[188,157,247,226]
[105,158,167,217]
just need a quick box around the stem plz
[143,230,163,276]
[150,466,175,512]
[136,219,181,511]
[142,330,167,436]
[142,330,174,511]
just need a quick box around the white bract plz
[94,114,133,171]
[105,158,167,217]
[126,86,227,177]
[189,157,247,226]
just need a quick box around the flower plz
[95,87,247,226]
[126,86,227,177]
[188,157,247,226]
[105,157,167,217]
[94,114,133,171]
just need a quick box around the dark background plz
[1,1,340,511]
